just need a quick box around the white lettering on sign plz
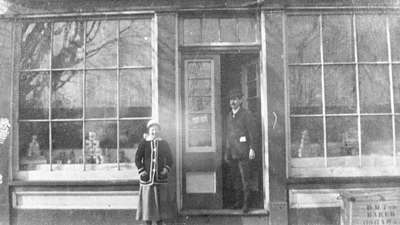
[0,118,10,144]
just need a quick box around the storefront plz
[0,0,400,225]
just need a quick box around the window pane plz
[52,122,83,169]
[51,71,83,119]
[290,117,323,158]
[120,19,152,67]
[188,79,212,96]
[248,80,257,98]
[202,18,219,43]
[326,116,359,167]
[186,61,212,78]
[183,19,201,44]
[220,18,237,42]
[361,116,393,167]
[289,66,322,115]
[238,17,255,43]
[120,69,152,117]
[322,15,354,62]
[19,122,49,171]
[85,70,117,118]
[21,22,51,69]
[188,113,211,130]
[395,117,400,156]
[287,16,320,63]
[359,65,390,113]
[392,65,400,112]
[52,21,84,69]
[85,21,117,68]
[390,16,400,62]
[119,120,147,168]
[188,97,211,113]
[85,121,117,167]
[325,65,356,114]
[188,130,211,147]
[19,72,49,119]
[356,15,388,62]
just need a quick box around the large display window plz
[287,13,400,177]
[13,16,157,181]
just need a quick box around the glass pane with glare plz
[19,72,50,119]
[289,66,322,115]
[287,16,320,63]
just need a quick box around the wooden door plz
[182,55,222,209]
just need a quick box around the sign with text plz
[346,190,400,225]
[351,200,400,225]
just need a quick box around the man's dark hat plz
[228,89,243,99]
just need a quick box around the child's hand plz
[140,171,149,181]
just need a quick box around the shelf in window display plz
[24,162,136,171]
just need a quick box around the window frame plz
[11,14,158,182]
[285,11,400,178]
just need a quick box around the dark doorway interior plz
[220,53,263,209]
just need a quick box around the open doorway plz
[180,52,262,211]
[220,53,263,210]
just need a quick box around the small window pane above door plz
[202,18,219,43]
[238,17,256,43]
[183,19,201,44]
[220,18,237,42]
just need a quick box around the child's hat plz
[147,119,161,129]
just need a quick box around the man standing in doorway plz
[224,89,258,213]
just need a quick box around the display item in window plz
[224,89,259,213]
[85,131,104,164]
[135,119,174,225]
[297,130,310,158]
[342,128,358,156]
[20,134,47,170]
[119,150,130,163]
[0,118,10,145]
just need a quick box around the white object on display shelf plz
[0,118,10,145]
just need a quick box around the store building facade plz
[1,0,400,224]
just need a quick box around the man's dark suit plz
[225,106,258,210]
